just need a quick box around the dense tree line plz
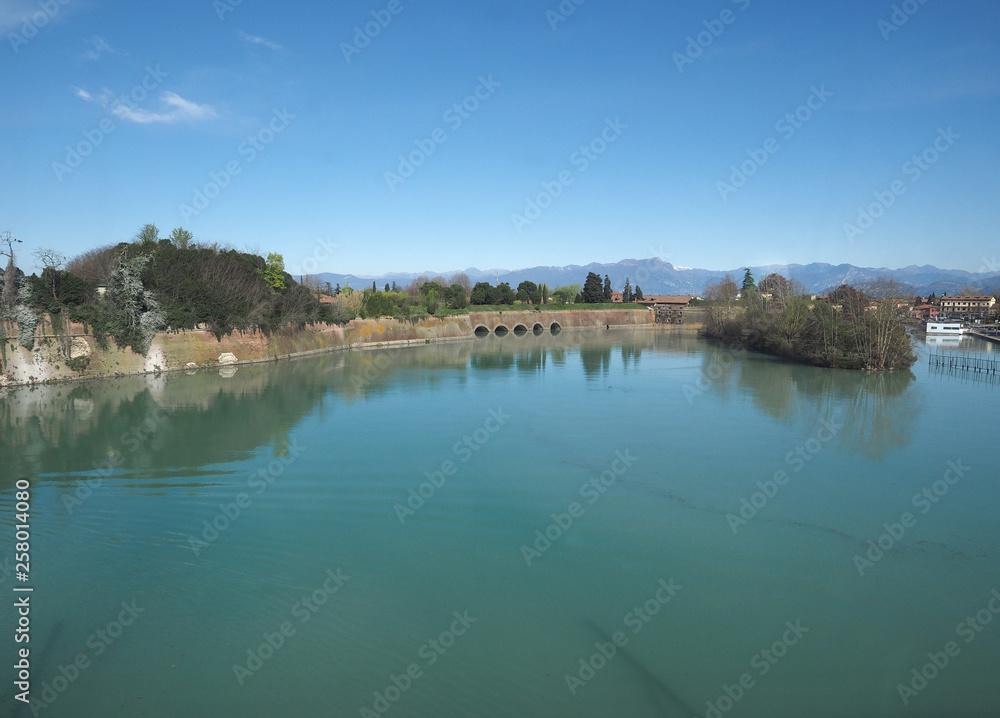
[702,274,916,371]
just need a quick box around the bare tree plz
[300,275,325,293]
[1,230,21,311]
[406,275,430,297]
[854,278,914,371]
[705,273,739,302]
[66,244,119,284]
[450,272,472,292]
[34,248,66,300]
[703,273,740,335]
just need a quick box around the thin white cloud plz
[83,36,124,61]
[110,105,176,124]
[74,85,217,124]
[161,91,218,121]
[111,92,218,124]
[237,30,282,51]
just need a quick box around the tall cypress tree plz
[582,272,604,303]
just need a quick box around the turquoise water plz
[2,328,998,717]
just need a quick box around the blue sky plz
[2,0,999,277]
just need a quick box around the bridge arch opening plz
[494,325,509,336]
[474,325,490,337]
[513,324,528,336]
[532,323,544,335]
[550,322,562,335]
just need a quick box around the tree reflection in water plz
[698,340,918,460]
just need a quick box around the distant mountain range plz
[309,258,1000,297]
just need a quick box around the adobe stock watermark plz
[384,75,501,191]
[347,351,392,394]
[394,407,509,524]
[878,0,932,40]
[19,598,145,713]
[853,458,970,576]
[716,84,833,202]
[704,620,809,718]
[7,0,70,54]
[341,0,409,63]
[672,0,751,73]
[185,438,306,555]
[976,254,999,275]
[896,588,999,706]
[178,107,295,221]
[565,577,682,695]
[52,65,169,182]
[726,417,843,534]
[510,117,628,233]
[213,0,243,21]
[520,448,637,566]
[546,0,587,30]
[286,236,339,277]
[359,609,477,717]
[232,568,349,685]
[843,127,959,244]
[61,405,171,514]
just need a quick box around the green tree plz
[552,284,579,305]
[134,223,160,246]
[384,283,390,292]
[516,280,540,303]
[169,227,193,249]
[261,253,287,293]
[742,268,756,294]
[447,283,468,308]
[362,291,396,318]
[470,282,496,305]
[496,282,515,305]
[539,283,549,305]
[603,275,613,302]
[622,277,632,303]
[581,272,604,303]
[634,285,643,301]
[420,281,445,300]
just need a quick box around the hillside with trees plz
[1,225,344,362]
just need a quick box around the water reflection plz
[581,344,612,380]
[1,328,922,488]
[698,340,919,459]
